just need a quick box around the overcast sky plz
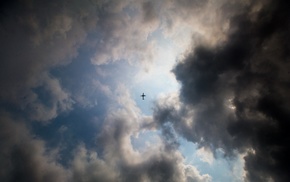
[0,0,290,181]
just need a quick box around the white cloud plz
[185,165,212,182]
[196,147,214,165]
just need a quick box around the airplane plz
[141,93,146,100]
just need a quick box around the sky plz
[0,0,290,182]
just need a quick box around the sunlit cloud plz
[196,147,214,165]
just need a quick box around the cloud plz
[185,165,212,182]
[93,85,211,182]
[89,0,158,67]
[153,0,290,181]
[0,0,98,122]
[0,112,69,182]
[24,73,74,122]
[142,1,158,24]
[0,94,211,182]
[196,147,214,165]
[2,0,289,181]
[70,145,117,182]
[0,0,103,179]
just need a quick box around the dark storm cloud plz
[154,0,290,181]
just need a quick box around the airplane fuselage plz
[141,93,146,100]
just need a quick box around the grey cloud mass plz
[0,0,96,121]
[95,85,210,182]
[154,0,290,181]
[0,112,69,182]
[1,0,289,181]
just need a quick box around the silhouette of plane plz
[141,93,146,100]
